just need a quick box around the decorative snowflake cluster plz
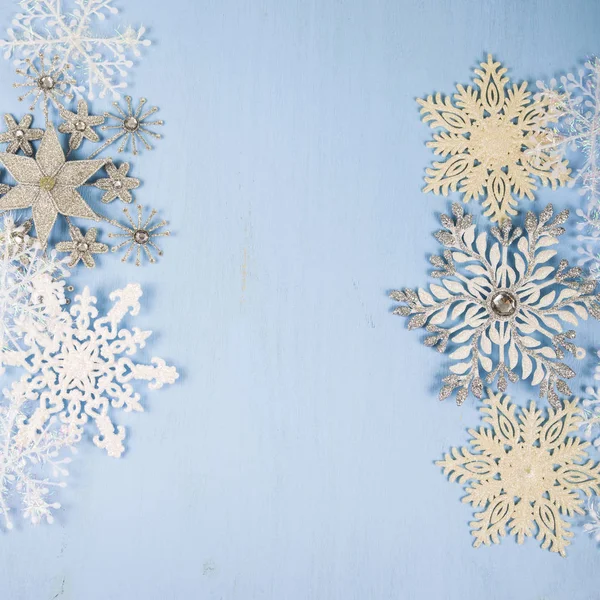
[391,203,600,407]
[0,215,68,373]
[418,55,570,222]
[0,0,151,100]
[438,391,600,557]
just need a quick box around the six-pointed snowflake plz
[7,283,178,458]
[391,203,600,407]
[418,55,570,222]
[1,0,151,100]
[438,390,600,557]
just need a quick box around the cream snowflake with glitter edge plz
[1,0,151,100]
[418,54,570,222]
[391,203,600,407]
[4,282,178,458]
[438,391,600,557]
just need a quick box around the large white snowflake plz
[391,203,600,407]
[0,215,68,374]
[6,282,178,458]
[1,0,151,100]
[535,59,600,278]
[0,378,79,531]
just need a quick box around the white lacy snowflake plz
[0,215,68,374]
[0,379,79,530]
[535,59,600,278]
[391,203,600,407]
[7,282,179,458]
[1,0,151,100]
[584,496,600,544]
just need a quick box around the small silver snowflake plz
[58,99,104,150]
[0,114,43,156]
[94,161,140,204]
[391,203,600,407]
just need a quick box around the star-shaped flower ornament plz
[0,125,106,248]
[56,225,108,268]
[418,55,571,222]
[0,114,43,156]
[391,203,600,407]
[438,391,600,557]
[58,99,104,150]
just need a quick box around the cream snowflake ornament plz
[7,283,178,458]
[1,0,151,100]
[418,55,570,222]
[0,379,79,530]
[438,391,600,557]
[391,203,600,407]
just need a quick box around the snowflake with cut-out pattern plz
[7,282,178,458]
[391,203,600,407]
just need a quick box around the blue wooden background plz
[2,0,600,598]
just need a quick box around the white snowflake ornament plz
[391,203,600,407]
[1,0,151,100]
[7,283,179,458]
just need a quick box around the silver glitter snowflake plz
[0,113,43,156]
[1,0,151,100]
[0,379,79,530]
[109,204,169,266]
[88,97,163,158]
[0,215,68,374]
[9,283,178,458]
[13,53,75,123]
[58,99,104,150]
[391,203,600,407]
[56,224,107,268]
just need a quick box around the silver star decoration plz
[56,225,107,268]
[0,125,106,249]
[94,161,139,204]
[0,114,43,156]
[58,99,105,150]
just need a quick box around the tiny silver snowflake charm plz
[391,203,600,407]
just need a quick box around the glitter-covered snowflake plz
[0,215,68,373]
[583,497,600,544]
[438,390,600,557]
[1,0,151,100]
[391,203,600,407]
[418,55,570,222]
[0,379,79,530]
[8,283,178,458]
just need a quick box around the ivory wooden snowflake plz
[418,55,570,222]
[0,379,79,530]
[0,215,68,374]
[6,283,179,458]
[391,203,600,407]
[1,0,151,100]
[438,391,600,557]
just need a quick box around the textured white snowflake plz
[577,358,600,450]
[7,282,178,458]
[584,496,600,544]
[535,59,600,278]
[391,203,600,407]
[0,215,68,374]
[1,0,151,100]
[0,378,79,531]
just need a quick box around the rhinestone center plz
[113,180,123,189]
[75,120,87,132]
[77,242,89,252]
[124,116,139,132]
[39,176,56,191]
[490,290,518,318]
[14,129,24,139]
[133,229,149,244]
[39,75,55,90]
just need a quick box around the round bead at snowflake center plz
[77,242,89,253]
[490,290,518,318]
[124,116,139,132]
[133,229,150,244]
[14,129,24,139]
[75,120,87,132]
[39,176,56,191]
[113,180,124,190]
[39,75,55,90]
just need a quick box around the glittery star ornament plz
[418,55,570,222]
[438,391,600,557]
[0,114,43,156]
[94,161,139,204]
[58,99,105,150]
[89,96,163,158]
[0,125,106,248]
[56,225,108,268]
